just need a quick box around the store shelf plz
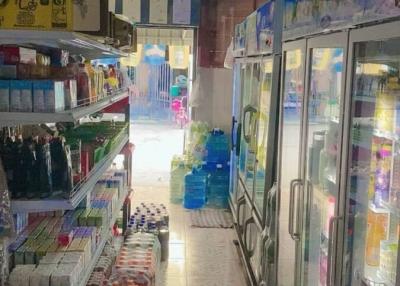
[79,187,131,286]
[354,96,376,103]
[373,129,399,141]
[0,30,127,59]
[0,89,129,126]
[10,131,129,214]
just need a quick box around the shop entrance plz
[126,27,194,127]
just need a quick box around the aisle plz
[131,123,247,286]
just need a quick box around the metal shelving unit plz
[0,89,129,126]
[10,130,129,213]
[0,30,127,59]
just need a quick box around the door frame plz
[299,31,350,286]
[339,20,400,286]
[276,38,307,286]
[255,54,281,227]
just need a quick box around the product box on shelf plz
[0,47,37,65]
[10,80,32,112]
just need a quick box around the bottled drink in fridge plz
[365,207,389,266]
[184,168,207,209]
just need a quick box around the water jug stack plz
[207,163,230,208]
[205,129,230,165]
[203,129,231,209]
[183,167,208,209]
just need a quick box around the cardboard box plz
[0,1,73,31]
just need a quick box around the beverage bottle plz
[77,64,92,106]
[85,62,97,103]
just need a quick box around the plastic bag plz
[224,39,234,69]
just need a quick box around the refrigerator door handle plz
[289,179,302,241]
[327,216,342,286]
[236,196,246,232]
[231,116,237,150]
[236,123,242,157]
[243,216,256,257]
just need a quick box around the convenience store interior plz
[1,1,400,286]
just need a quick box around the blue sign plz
[143,44,166,65]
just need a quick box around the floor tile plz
[131,123,247,286]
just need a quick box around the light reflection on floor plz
[130,123,247,286]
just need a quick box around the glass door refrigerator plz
[276,32,348,286]
[339,21,400,286]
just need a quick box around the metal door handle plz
[236,123,242,156]
[243,105,257,143]
[244,216,256,257]
[231,116,237,150]
[289,179,302,241]
[236,196,246,231]
[327,216,342,286]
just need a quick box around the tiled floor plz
[130,122,247,286]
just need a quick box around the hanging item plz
[169,46,190,69]
[143,44,166,65]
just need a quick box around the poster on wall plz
[123,0,141,22]
[149,0,168,24]
[173,0,191,24]
[256,1,274,54]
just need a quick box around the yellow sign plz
[169,46,190,69]
[0,1,73,31]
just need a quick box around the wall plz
[193,0,257,134]
[192,67,233,133]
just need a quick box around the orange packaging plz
[365,206,389,266]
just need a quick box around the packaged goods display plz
[7,167,128,286]
[0,45,129,114]
[126,203,169,262]
[109,232,161,286]
[0,122,127,200]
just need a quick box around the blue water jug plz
[183,168,207,209]
[207,163,230,209]
[205,129,230,164]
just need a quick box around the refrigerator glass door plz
[239,62,261,195]
[301,47,344,286]
[277,44,306,286]
[344,37,400,286]
[230,62,244,207]
[254,58,274,215]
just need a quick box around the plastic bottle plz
[77,63,91,106]
[170,162,186,204]
[85,62,97,103]
[207,163,230,208]
[205,129,230,164]
[183,167,207,209]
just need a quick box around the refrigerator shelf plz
[10,131,129,214]
[373,129,399,141]
[379,200,400,217]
